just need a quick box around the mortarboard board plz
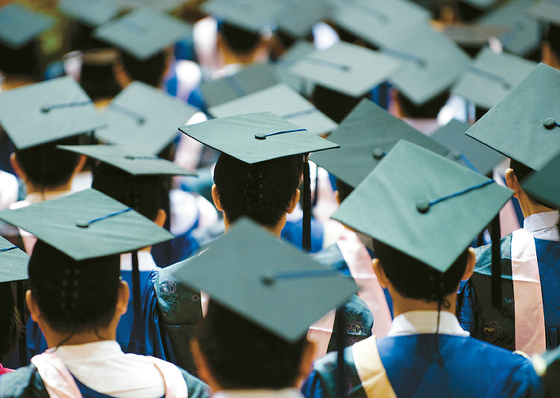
[171,217,358,342]
[57,144,197,176]
[58,0,120,27]
[521,153,560,210]
[532,344,560,397]
[274,40,316,95]
[0,236,28,284]
[0,3,55,49]
[201,63,280,108]
[431,119,504,176]
[310,98,449,188]
[178,111,339,164]
[452,47,538,111]
[461,0,498,9]
[332,140,512,273]
[381,22,471,106]
[288,41,402,98]
[202,0,283,34]
[466,63,560,172]
[476,0,540,57]
[0,76,105,150]
[209,83,338,136]
[328,0,430,49]
[95,81,198,155]
[528,1,560,26]
[115,0,186,12]
[0,188,174,261]
[93,8,192,61]
[440,24,510,47]
[273,0,331,39]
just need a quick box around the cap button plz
[41,107,50,113]
[372,148,385,160]
[137,118,146,125]
[260,273,276,286]
[451,150,462,160]
[125,155,135,160]
[76,220,89,228]
[544,118,557,130]
[416,200,430,214]
[254,133,267,140]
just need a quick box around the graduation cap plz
[431,119,504,176]
[452,47,538,111]
[272,0,331,39]
[476,0,540,57]
[0,3,55,49]
[521,153,560,210]
[0,189,173,261]
[0,76,105,150]
[381,22,471,106]
[209,83,338,136]
[466,63,560,172]
[328,0,430,49]
[332,140,512,290]
[58,0,120,27]
[57,144,197,176]
[440,24,510,47]
[310,98,449,188]
[274,40,316,94]
[179,112,339,252]
[528,1,560,26]
[115,0,186,12]
[201,63,280,108]
[288,41,402,98]
[171,217,358,342]
[93,7,192,60]
[202,0,283,34]
[95,81,198,155]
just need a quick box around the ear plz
[72,155,87,177]
[26,290,41,323]
[287,189,300,214]
[116,280,129,316]
[296,339,316,387]
[505,168,521,198]
[462,248,476,282]
[372,258,389,289]
[211,184,223,212]
[191,339,221,392]
[112,58,132,89]
[334,190,341,206]
[10,153,27,182]
[154,209,167,227]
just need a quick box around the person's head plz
[191,299,313,391]
[219,22,262,55]
[335,178,354,204]
[119,51,168,88]
[0,40,43,80]
[544,24,560,68]
[77,49,121,101]
[372,239,475,304]
[212,154,302,230]
[92,162,167,225]
[11,135,87,191]
[0,283,22,361]
[396,90,450,119]
[506,159,553,218]
[26,240,127,346]
[311,85,363,124]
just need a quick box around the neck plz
[518,191,555,219]
[390,286,457,318]
[26,181,73,196]
[0,75,37,91]
[223,214,286,237]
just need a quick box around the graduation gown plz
[302,334,542,398]
[458,227,560,354]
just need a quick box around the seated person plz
[0,240,209,398]
[302,141,542,398]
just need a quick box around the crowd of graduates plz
[0,0,560,397]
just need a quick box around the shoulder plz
[0,364,49,398]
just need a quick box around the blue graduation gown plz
[302,334,542,398]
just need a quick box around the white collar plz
[523,211,560,241]
[120,252,159,272]
[51,341,123,363]
[387,311,469,337]
[214,388,303,398]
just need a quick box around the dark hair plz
[312,85,362,124]
[396,90,450,119]
[0,40,43,80]
[336,178,354,203]
[68,22,112,52]
[373,239,469,302]
[80,63,121,101]
[14,135,83,188]
[196,300,306,389]
[220,22,261,54]
[28,240,121,336]
[213,154,302,228]
[121,51,166,88]
[509,159,535,183]
[0,284,21,360]
[276,30,296,51]
[92,163,166,221]
[548,25,560,59]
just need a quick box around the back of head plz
[396,90,450,119]
[0,40,43,80]
[509,159,535,183]
[312,84,362,124]
[0,283,21,360]
[213,153,302,228]
[28,240,121,335]
[80,63,121,101]
[92,162,166,221]
[373,239,468,302]
[196,300,306,389]
[14,135,83,188]
[336,178,354,204]
[547,24,560,60]
[219,22,261,54]
[121,51,166,88]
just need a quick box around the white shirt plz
[214,388,304,398]
[523,211,560,241]
[120,251,159,272]
[387,311,469,337]
[53,341,167,398]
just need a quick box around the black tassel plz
[335,306,346,398]
[303,155,311,252]
[491,215,502,309]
